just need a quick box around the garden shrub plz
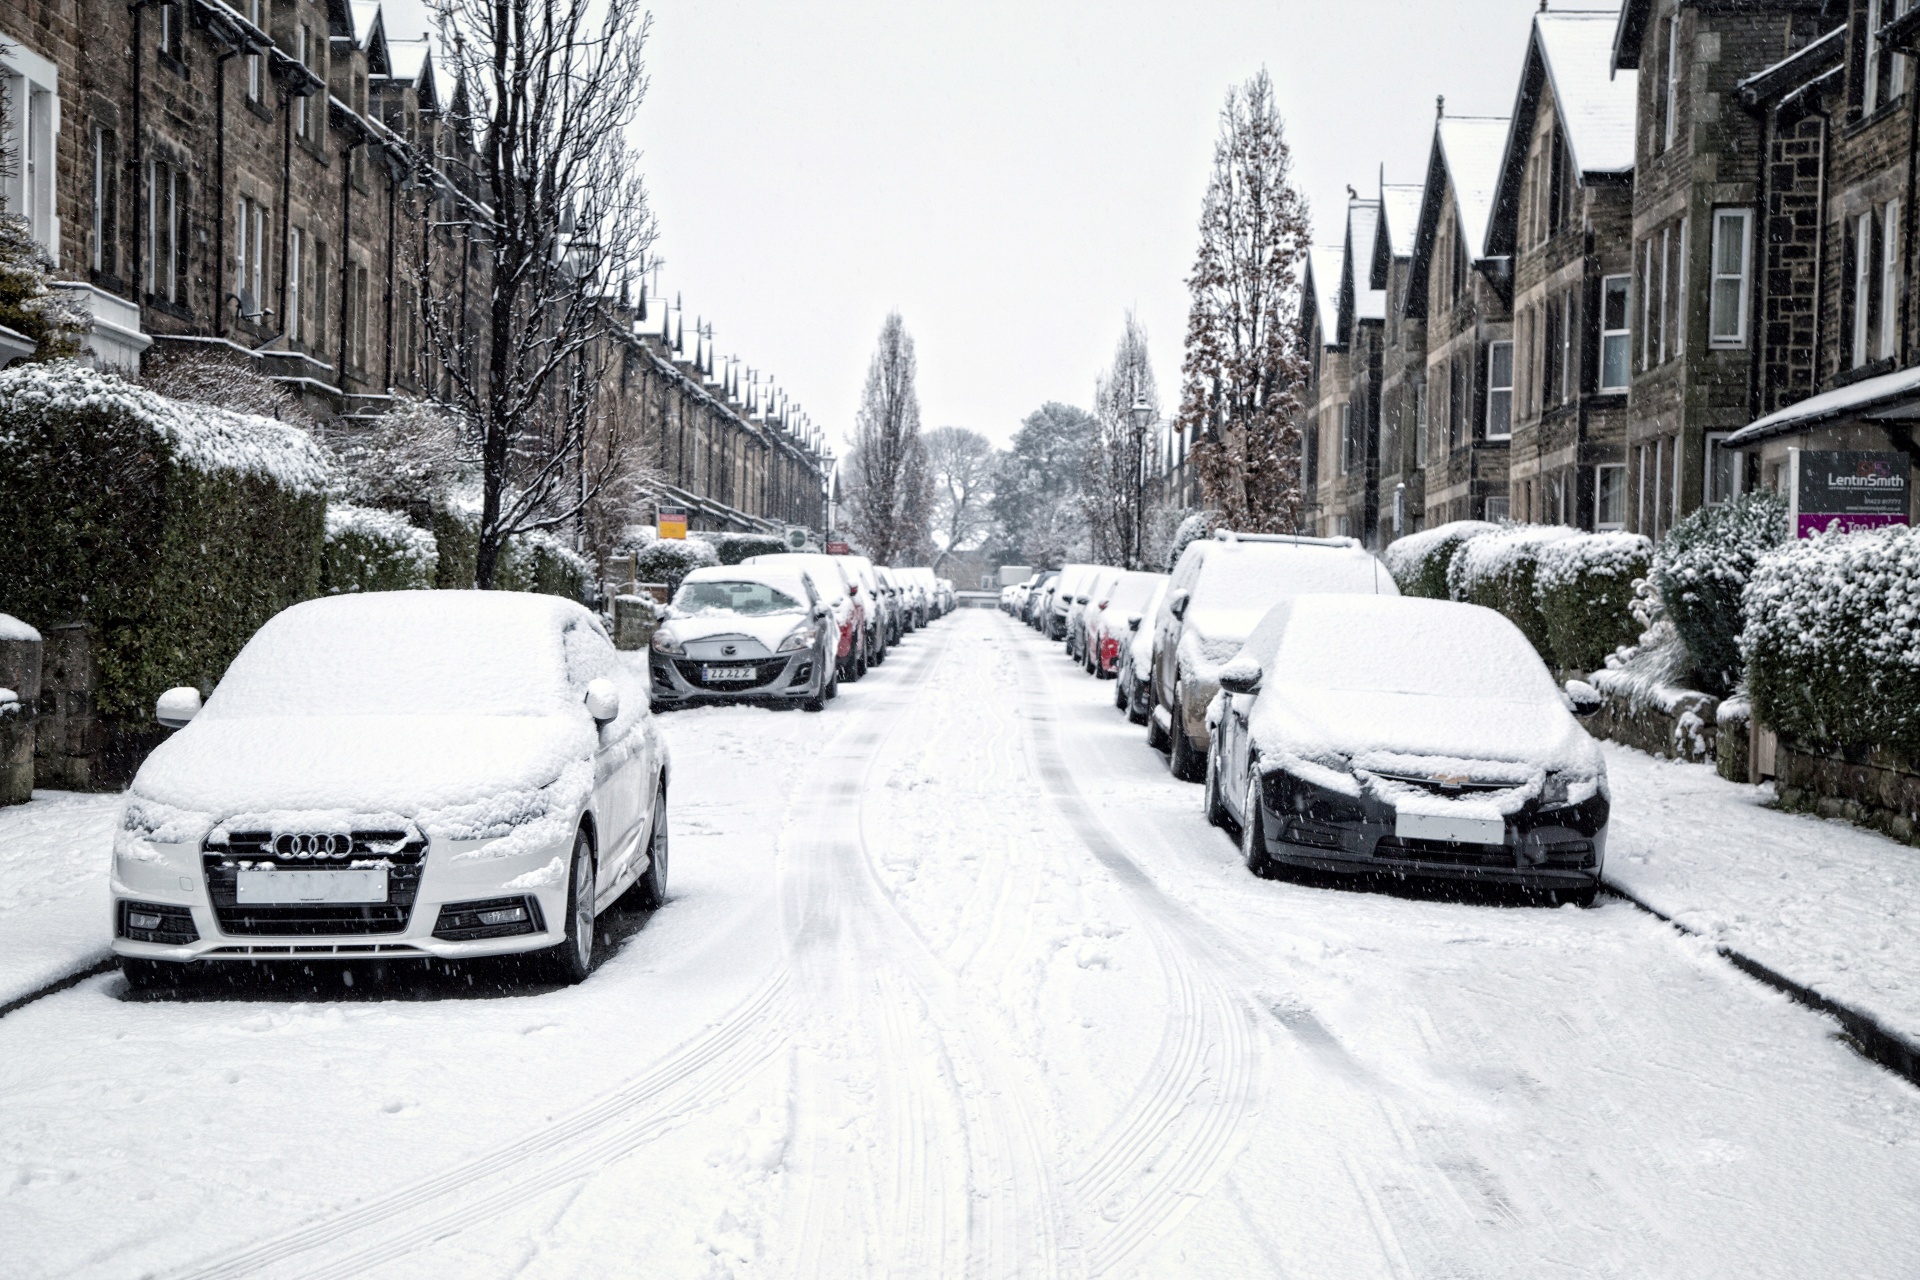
[1166,511,1222,572]
[1382,520,1496,598]
[427,490,592,600]
[1650,491,1787,695]
[632,538,719,594]
[1445,524,1579,656]
[0,361,326,741]
[1534,532,1652,672]
[321,505,438,594]
[715,533,789,565]
[1742,525,1920,759]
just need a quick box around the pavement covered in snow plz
[2,609,1918,1278]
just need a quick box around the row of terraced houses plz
[0,0,831,535]
[1302,0,1920,545]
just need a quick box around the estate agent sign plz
[1788,449,1911,538]
[656,506,688,540]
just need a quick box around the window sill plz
[1833,357,1898,388]
[1707,339,1749,351]
[144,295,194,322]
[246,98,275,123]
[1593,387,1630,400]
[159,51,188,80]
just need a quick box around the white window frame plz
[247,0,263,102]
[91,125,107,273]
[1484,496,1511,523]
[1559,290,1575,404]
[1337,402,1352,475]
[1658,225,1671,363]
[287,225,303,342]
[1641,239,1656,370]
[1882,200,1902,362]
[147,160,178,301]
[1600,274,1631,390]
[1486,341,1514,441]
[1709,208,1753,348]
[1595,463,1627,531]
[1867,0,1884,110]
[1414,378,1428,467]
[2,40,60,259]
[1854,209,1875,368]
[1703,431,1746,506]
[1675,216,1689,357]
[294,26,311,139]
[1663,12,1681,151]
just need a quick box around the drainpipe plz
[128,0,163,306]
[1811,110,1831,386]
[339,130,357,376]
[214,45,237,336]
[383,154,396,389]
[279,76,294,338]
[1904,58,1919,366]
[1749,103,1773,421]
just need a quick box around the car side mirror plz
[1168,589,1190,619]
[1564,679,1604,718]
[156,686,202,729]
[1217,657,1262,696]
[848,582,860,595]
[584,678,621,723]
[1128,615,1143,632]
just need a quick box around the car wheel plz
[1556,886,1598,909]
[1113,670,1128,710]
[1204,743,1235,830]
[1146,694,1170,750]
[1242,780,1275,878]
[544,828,596,984]
[120,957,187,993]
[622,784,670,910]
[1168,693,1205,782]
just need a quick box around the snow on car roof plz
[681,563,816,600]
[1189,541,1394,612]
[745,552,853,597]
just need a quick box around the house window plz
[294,26,312,139]
[352,264,370,370]
[2,45,59,257]
[158,2,185,60]
[235,196,268,318]
[1484,496,1511,523]
[1663,11,1681,151]
[1414,377,1428,466]
[286,226,303,342]
[1338,403,1352,474]
[1451,356,1468,449]
[314,239,328,350]
[1559,290,1575,403]
[1658,225,1671,363]
[247,0,264,102]
[1601,275,1631,390]
[1451,216,1469,303]
[1486,341,1513,440]
[1704,432,1745,505]
[1595,463,1627,530]
[1641,238,1655,369]
[1547,127,1567,235]
[91,126,118,277]
[1674,217,1688,357]
[1850,208,1883,368]
[147,160,186,305]
[1709,209,1751,347]
[1882,201,1902,361]
[1542,300,1560,411]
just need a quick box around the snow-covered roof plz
[1371,182,1423,291]
[349,0,381,49]
[384,38,431,85]
[1535,11,1637,175]
[1306,246,1345,348]
[1345,200,1385,326]
[1437,116,1511,260]
[1726,364,1920,447]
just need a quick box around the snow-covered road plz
[4,609,1918,1279]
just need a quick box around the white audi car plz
[111,591,667,989]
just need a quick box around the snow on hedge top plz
[1447,523,1581,598]
[1381,519,1496,582]
[0,360,328,494]
[325,504,437,565]
[1743,524,1920,672]
[1534,531,1652,596]
[0,613,40,643]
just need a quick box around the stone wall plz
[0,624,42,805]
[1774,742,1920,846]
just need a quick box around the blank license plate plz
[236,869,388,904]
[701,665,757,682]
[1394,811,1505,845]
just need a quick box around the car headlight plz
[777,625,819,654]
[651,629,685,656]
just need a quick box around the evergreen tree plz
[992,401,1097,567]
[1178,69,1312,533]
[1083,313,1160,569]
[845,313,934,564]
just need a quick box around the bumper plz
[109,829,582,965]
[650,649,824,705]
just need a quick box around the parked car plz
[896,567,933,627]
[1066,566,1122,666]
[834,554,890,666]
[745,552,868,681]
[650,565,837,711]
[1205,594,1607,906]
[1090,570,1169,678]
[1047,564,1096,640]
[1027,572,1060,629]
[935,577,957,614]
[1149,532,1396,781]
[1117,578,1169,721]
[876,566,910,642]
[112,591,667,989]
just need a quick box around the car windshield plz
[675,580,803,616]
[1190,544,1388,612]
[1106,573,1164,612]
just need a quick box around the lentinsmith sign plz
[1788,449,1911,538]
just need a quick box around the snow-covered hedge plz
[0,361,326,727]
[1534,532,1652,672]
[428,490,593,600]
[321,505,439,595]
[1383,520,1496,599]
[1166,511,1222,572]
[1445,524,1579,657]
[632,537,719,593]
[1742,526,1920,758]
[1650,491,1787,696]
[714,533,789,565]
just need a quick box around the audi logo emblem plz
[275,833,352,859]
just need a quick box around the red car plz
[1089,570,1169,677]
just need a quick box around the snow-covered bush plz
[1534,532,1652,672]
[1650,491,1787,695]
[321,505,439,595]
[427,489,592,599]
[714,533,788,565]
[0,361,326,729]
[0,215,87,359]
[1165,510,1221,572]
[1445,524,1579,656]
[632,538,719,593]
[1742,525,1920,758]
[1382,520,1496,598]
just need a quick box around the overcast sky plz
[383,0,1558,451]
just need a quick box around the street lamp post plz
[1130,390,1153,570]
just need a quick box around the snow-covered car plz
[746,552,868,681]
[834,553,890,666]
[936,578,957,613]
[1117,578,1169,721]
[1048,564,1096,640]
[1090,570,1169,678]
[875,565,909,642]
[1205,594,1607,904]
[1027,572,1060,629]
[895,567,933,628]
[1149,532,1396,781]
[650,565,838,711]
[1066,566,1122,666]
[112,592,667,989]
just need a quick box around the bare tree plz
[1178,69,1312,533]
[924,426,997,570]
[844,312,933,565]
[428,0,659,587]
[1083,312,1160,569]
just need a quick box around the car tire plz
[1168,693,1205,782]
[622,785,669,910]
[1204,744,1235,830]
[1242,780,1275,878]
[1146,697,1170,750]
[543,829,596,985]
[1113,671,1128,711]
[120,957,187,992]
[1557,886,1598,909]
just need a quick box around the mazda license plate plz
[236,869,388,904]
[702,665,757,682]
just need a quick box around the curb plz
[0,957,116,1020]
[1604,882,1920,1089]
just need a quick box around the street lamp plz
[1130,390,1153,569]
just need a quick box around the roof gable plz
[1371,182,1423,291]
[1341,200,1385,335]
[1305,246,1345,351]
[1438,116,1510,261]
